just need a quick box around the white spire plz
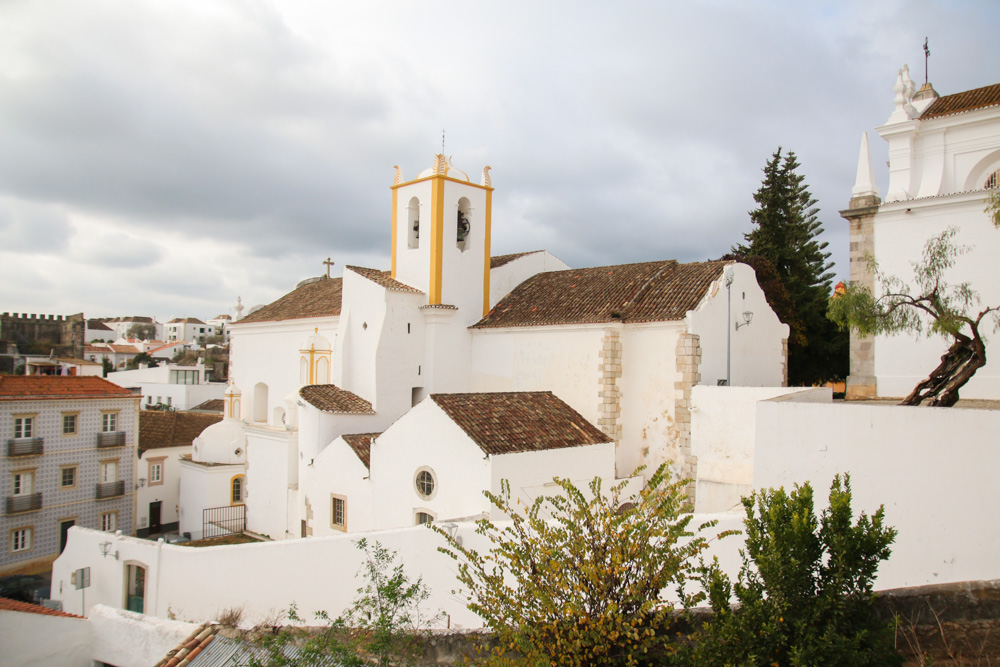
[851,132,879,198]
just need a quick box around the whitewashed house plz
[842,69,1000,399]
[107,361,225,412]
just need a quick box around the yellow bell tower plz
[390,155,493,320]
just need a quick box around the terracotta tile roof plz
[346,266,422,293]
[87,320,113,331]
[0,596,84,618]
[140,411,222,453]
[109,316,155,323]
[110,344,140,354]
[237,277,343,324]
[341,432,380,469]
[299,384,374,415]
[154,623,218,667]
[168,317,206,324]
[0,376,135,400]
[922,82,1000,119]
[430,391,610,455]
[472,260,727,328]
[490,250,543,269]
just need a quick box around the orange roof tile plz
[922,82,1000,119]
[346,266,422,293]
[473,260,726,328]
[0,597,84,618]
[490,250,544,269]
[140,411,223,453]
[237,277,343,324]
[299,384,374,415]
[430,391,610,455]
[0,376,135,400]
[341,432,380,469]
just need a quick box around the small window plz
[231,475,245,505]
[986,170,999,189]
[61,466,77,489]
[12,471,34,496]
[148,459,164,485]
[100,512,117,532]
[100,461,118,484]
[414,468,436,500]
[62,413,78,435]
[415,512,434,526]
[102,412,118,433]
[11,527,32,553]
[14,417,33,439]
[331,495,346,531]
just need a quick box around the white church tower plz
[390,154,494,324]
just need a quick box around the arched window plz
[985,170,1000,189]
[252,383,268,423]
[415,511,435,526]
[299,357,308,384]
[125,563,146,613]
[231,475,245,505]
[456,197,472,251]
[407,197,420,249]
[316,357,330,384]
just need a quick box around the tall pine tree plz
[735,148,847,386]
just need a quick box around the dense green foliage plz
[734,148,847,385]
[436,464,725,666]
[829,227,999,405]
[691,475,900,666]
[249,539,437,666]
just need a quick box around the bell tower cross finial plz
[323,257,335,278]
[923,37,930,85]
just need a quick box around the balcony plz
[6,438,44,457]
[96,481,125,499]
[6,492,42,515]
[96,432,126,448]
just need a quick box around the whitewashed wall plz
[307,435,374,535]
[0,607,91,667]
[690,386,817,513]
[754,392,1000,589]
[336,271,388,407]
[371,400,492,529]
[688,263,789,389]
[89,604,198,667]
[52,514,745,631]
[245,426,297,540]
[618,323,684,476]
[230,317,339,425]
[178,459,243,540]
[471,326,605,426]
[488,251,570,309]
[136,445,189,533]
[872,196,999,399]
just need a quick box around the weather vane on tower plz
[923,37,930,85]
[442,129,446,154]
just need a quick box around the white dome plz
[300,328,331,353]
[193,420,246,465]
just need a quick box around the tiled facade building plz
[1,376,139,575]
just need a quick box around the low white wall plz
[0,608,91,667]
[691,386,822,513]
[89,604,198,667]
[755,394,1000,590]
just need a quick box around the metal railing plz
[96,480,125,499]
[6,492,42,514]
[96,432,126,448]
[6,438,44,457]
[203,504,246,539]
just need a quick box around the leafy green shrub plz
[692,474,901,666]
[435,464,727,666]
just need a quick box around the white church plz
[179,154,789,541]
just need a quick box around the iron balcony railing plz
[6,492,42,515]
[6,438,44,457]
[96,432,126,448]
[203,504,246,539]
[96,480,125,499]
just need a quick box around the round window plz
[414,468,436,499]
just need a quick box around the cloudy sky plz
[1,1,996,323]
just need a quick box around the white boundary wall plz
[755,392,1000,589]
